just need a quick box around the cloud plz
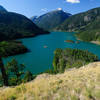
[41,8,48,12]
[66,0,80,3]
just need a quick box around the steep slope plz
[76,17,100,41]
[56,7,100,41]
[0,5,7,12]
[31,8,71,31]
[0,62,100,100]
[0,6,48,41]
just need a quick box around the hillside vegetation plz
[56,7,100,42]
[0,62,100,100]
[0,41,28,57]
[52,48,98,73]
[0,5,48,41]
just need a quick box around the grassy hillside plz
[0,62,100,100]
[56,7,100,42]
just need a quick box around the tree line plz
[0,58,35,86]
[46,48,98,74]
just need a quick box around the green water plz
[3,32,100,74]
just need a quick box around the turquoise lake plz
[3,32,100,74]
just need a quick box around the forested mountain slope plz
[0,5,48,41]
[56,7,100,41]
[31,9,71,31]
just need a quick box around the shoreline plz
[91,41,100,45]
[75,34,100,45]
[0,41,29,58]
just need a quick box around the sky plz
[0,0,100,18]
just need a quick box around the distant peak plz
[57,8,62,11]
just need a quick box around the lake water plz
[3,32,100,74]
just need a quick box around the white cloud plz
[66,0,80,3]
[41,8,48,12]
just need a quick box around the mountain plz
[31,8,71,31]
[0,5,7,12]
[56,7,100,42]
[0,62,100,100]
[0,6,48,41]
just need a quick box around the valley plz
[3,32,100,74]
[0,2,100,99]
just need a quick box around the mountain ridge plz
[31,9,71,31]
[56,7,100,42]
[0,5,7,12]
[0,5,48,41]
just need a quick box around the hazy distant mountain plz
[56,7,100,41]
[0,6,48,41]
[31,8,71,31]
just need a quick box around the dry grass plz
[0,62,100,100]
